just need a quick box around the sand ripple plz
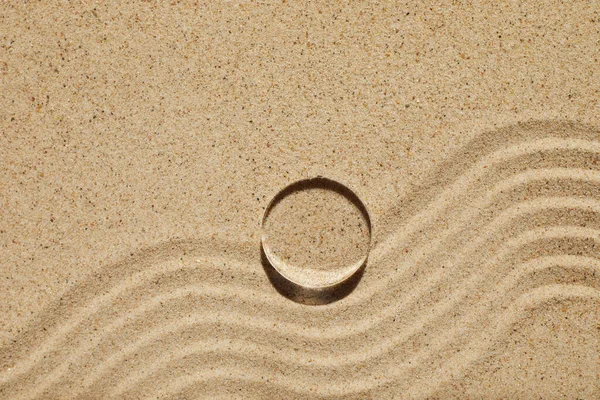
[1,121,600,399]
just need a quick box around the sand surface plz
[1,1,600,399]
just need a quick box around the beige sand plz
[1,1,600,399]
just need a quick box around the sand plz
[1,1,600,399]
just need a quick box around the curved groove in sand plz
[0,256,257,383]
[116,285,600,399]
[33,211,600,400]
[7,179,600,397]
[51,195,600,359]
[3,123,600,399]
[4,180,593,396]
[407,284,600,399]
[109,256,600,398]
[371,138,600,262]
[14,221,598,400]
[73,226,600,400]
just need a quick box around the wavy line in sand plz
[145,124,600,398]
[4,166,595,396]
[109,255,600,398]
[373,121,600,240]
[7,163,600,383]
[2,121,596,396]
[117,285,600,399]
[405,284,600,399]
[71,226,600,400]
[17,194,600,400]
[5,171,600,394]
[371,137,600,262]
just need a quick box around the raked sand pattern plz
[1,122,600,399]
